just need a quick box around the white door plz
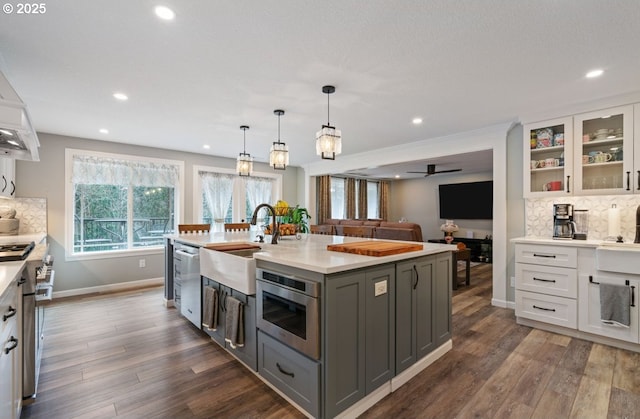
[578,272,639,343]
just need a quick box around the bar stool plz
[178,224,211,234]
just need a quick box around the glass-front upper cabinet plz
[573,105,634,195]
[523,116,573,198]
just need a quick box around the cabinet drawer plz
[258,331,319,418]
[516,290,577,329]
[516,263,577,298]
[515,244,577,268]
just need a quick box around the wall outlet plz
[374,280,388,297]
[139,259,146,268]
[510,276,515,287]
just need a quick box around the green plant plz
[290,205,311,233]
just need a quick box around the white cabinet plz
[515,244,578,328]
[573,105,634,195]
[1,278,21,419]
[523,117,574,197]
[0,157,16,198]
[578,272,639,343]
[523,103,640,197]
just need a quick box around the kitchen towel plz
[202,286,218,331]
[600,282,631,327]
[224,296,245,349]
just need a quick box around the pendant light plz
[236,125,253,176]
[315,85,342,160]
[269,109,289,170]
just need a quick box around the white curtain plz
[246,177,273,216]
[72,155,178,186]
[200,172,234,224]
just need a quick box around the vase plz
[444,235,454,244]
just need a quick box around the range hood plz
[0,71,40,161]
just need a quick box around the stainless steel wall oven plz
[256,268,320,359]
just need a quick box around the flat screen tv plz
[438,181,493,220]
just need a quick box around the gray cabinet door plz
[365,265,395,394]
[415,257,435,359]
[202,277,226,346]
[229,290,257,371]
[325,271,366,419]
[395,260,417,374]
[434,253,452,346]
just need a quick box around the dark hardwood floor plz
[21,263,640,418]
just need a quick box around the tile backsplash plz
[526,195,640,242]
[6,197,47,234]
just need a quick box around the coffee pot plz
[553,204,575,239]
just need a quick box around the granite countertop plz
[171,232,454,274]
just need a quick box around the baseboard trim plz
[52,277,164,299]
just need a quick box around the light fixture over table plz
[237,125,253,176]
[316,85,342,160]
[270,109,289,170]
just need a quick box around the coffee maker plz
[553,203,576,239]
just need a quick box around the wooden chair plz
[310,224,334,235]
[224,223,250,232]
[178,223,211,233]
[341,225,373,238]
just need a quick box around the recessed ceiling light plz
[395,174,401,178]
[113,92,128,101]
[586,69,604,78]
[412,117,423,125]
[99,128,109,134]
[154,5,175,20]
[203,144,210,149]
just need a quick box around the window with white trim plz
[66,149,183,257]
[195,166,282,230]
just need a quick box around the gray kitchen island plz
[165,231,453,418]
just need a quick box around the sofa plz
[314,219,423,242]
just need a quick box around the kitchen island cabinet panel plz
[396,254,451,375]
[258,330,320,418]
[434,253,452,346]
[364,265,395,394]
[324,270,366,418]
[202,277,258,371]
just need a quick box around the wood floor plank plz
[20,264,640,419]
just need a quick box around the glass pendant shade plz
[316,85,341,160]
[237,152,253,176]
[270,109,288,170]
[269,142,289,170]
[237,125,252,176]
[316,125,342,160]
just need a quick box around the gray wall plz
[506,124,525,302]
[390,169,494,241]
[16,132,301,293]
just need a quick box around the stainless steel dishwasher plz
[173,242,201,328]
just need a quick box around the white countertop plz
[0,233,47,296]
[511,236,640,250]
[171,232,454,274]
[0,260,26,298]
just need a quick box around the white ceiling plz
[1,1,639,178]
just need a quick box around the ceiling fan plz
[407,164,462,177]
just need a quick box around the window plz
[195,166,282,230]
[330,177,345,219]
[330,176,379,219]
[367,181,379,218]
[66,149,183,258]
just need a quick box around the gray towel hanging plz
[600,283,631,327]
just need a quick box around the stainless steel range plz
[0,241,34,261]
[17,242,54,404]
